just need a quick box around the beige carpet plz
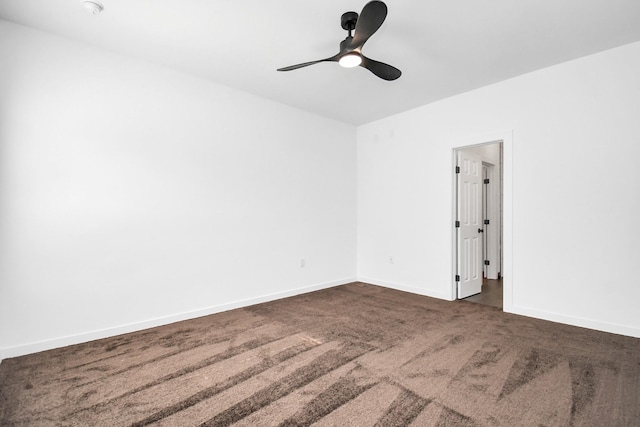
[1,282,638,426]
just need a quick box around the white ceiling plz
[2,0,640,125]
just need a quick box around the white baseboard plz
[506,305,640,338]
[357,277,453,301]
[4,277,634,364]
[0,277,356,361]
[357,276,640,338]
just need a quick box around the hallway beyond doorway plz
[462,278,503,309]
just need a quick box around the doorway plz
[454,141,504,308]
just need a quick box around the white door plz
[457,150,483,298]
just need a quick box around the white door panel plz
[457,150,483,298]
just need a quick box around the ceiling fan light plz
[339,53,362,68]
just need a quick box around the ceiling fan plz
[277,1,401,81]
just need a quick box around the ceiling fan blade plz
[277,55,339,72]
[350,1,388,49]
[360,55,401,80]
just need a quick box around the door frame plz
[451,130,513,311]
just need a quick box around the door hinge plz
[484,219,490,225]
[455,275,460,282]
[484,260,490,266]
[484,178,490,184]
[455,166,460,174]
[455,220,460,228]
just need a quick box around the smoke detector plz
[83,1,104,15]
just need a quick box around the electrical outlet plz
[389,256,394,264]
[300,258,306,268]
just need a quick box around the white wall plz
[2,20,640,363]
[358,40,640,337]
[0,21,357,359]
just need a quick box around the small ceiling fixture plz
[83,1,104,15]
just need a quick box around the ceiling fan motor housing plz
[340,37,355,53]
